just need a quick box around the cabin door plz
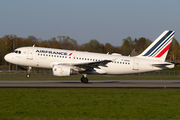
[27,49,33,60]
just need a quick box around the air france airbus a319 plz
[4,30,175,83]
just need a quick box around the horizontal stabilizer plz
[152,63,173,67]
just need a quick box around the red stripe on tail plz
[155,43,171,58]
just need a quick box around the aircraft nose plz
[4,54,12,63]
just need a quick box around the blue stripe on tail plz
[143,31,173,56]
[149,32,174,57]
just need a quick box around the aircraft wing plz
[72,60,112,69]
[54,59,114,72]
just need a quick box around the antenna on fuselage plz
[33,44,35,47]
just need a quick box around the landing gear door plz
[27,49,33,60]
[133,59,139,70]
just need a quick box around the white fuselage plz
[4,47,174,75]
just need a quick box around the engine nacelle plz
[52,65,71,76]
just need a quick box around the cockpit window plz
[12,50,21,54]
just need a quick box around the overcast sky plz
[0,0,179,46]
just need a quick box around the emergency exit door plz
[133,59,139,70]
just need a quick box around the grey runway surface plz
[0,80,180,88]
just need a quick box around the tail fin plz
[137,30,175,61]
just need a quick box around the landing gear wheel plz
[83,78,88,83]
[26,74,31,78]
[81,77,88,83]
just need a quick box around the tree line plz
[0,34,179,70]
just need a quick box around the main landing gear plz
[26,67,32,78]
[81,74,88,83]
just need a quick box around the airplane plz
[4,30,175,83]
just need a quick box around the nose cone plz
[4,54,11,63]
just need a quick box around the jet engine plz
[52,65,71,76]
[52,65,78,76]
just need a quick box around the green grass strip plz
[0,88,180,120]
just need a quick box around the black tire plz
[83,78,88,83]
[80,77,88,83]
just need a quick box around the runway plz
[0,80,180,88]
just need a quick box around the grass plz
[0,88,180,120]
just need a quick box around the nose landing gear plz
[26,67,32,78]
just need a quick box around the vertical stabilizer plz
[137,30,175,61]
